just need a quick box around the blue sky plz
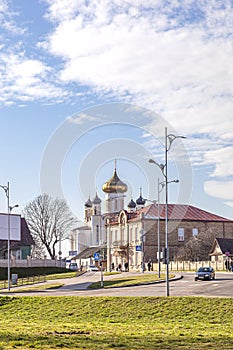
[0,0,233,255]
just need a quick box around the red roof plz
[130,204,232,222]
[102,204,232,226]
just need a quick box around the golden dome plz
[102,168,127,194]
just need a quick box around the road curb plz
[89,273,184,289]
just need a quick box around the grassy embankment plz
[0,296,233,349]
[0,267,77,289]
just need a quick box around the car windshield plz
[198,267,211,272]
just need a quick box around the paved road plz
[1,271,233,297]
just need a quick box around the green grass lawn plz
[0,296,233,349]
[90,272,169,288]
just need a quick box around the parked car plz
[194,267,215,281]
[69,262,78,271]
[87,265,99,272]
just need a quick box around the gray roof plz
[92,193,101,204]
[214,238,233,255]
[72,245,106,259]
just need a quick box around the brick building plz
[127,203,233,264]
[70,164,233,270]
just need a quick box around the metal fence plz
[0,274,47,290]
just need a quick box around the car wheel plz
[195,277,198,281]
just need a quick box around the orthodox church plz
[69,165,147,270]
[70,165,233,271]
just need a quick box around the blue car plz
[194,267,215,281]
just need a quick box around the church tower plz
[84,192,102,245]
[136,188,146,210]
[92,192,101,215]
[90,192,102,245]
[102,163,127,213]
[84,196,92,225]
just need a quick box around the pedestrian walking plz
[147,260,152,271]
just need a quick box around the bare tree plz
[23,194,75,259]
[177,229,215,261]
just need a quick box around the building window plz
[16,249,21,260]
[70,234,75,251]
[135,252,139,266]
[96,225,99,244]
[192,228,198,237]
[135,227,138,241]
[129,227,133,242]
[178,228,184,241]
[121,228,125,242]
[115,229,118,241]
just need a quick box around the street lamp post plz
[0,182,18,291]
[106,217,111,272]
[127,223,130,272]
[140,212,145,273]
[149,127,185,296]
[156,179,177,280]
[157,179,165,279]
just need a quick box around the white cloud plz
[0,1,70,105]
[204,180,233,201]
[203,147,233,178]
[0,52,68,103]
[2,0,233,133]
[6,56,47,84]
[0,0,25,35]
[66,112,98,124]
[0,0,233,204]
[42,1,233,204]
[42,0,233,140]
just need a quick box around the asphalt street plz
[1,270,233,297]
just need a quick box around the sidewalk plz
[0,271,182,293]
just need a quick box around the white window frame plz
[192,228,198,237]
[178,228,184,241]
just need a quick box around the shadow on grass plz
[2,330,233,350]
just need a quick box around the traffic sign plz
[94,252,100,261]
[69,251,77,256]
[136,245,142,252]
